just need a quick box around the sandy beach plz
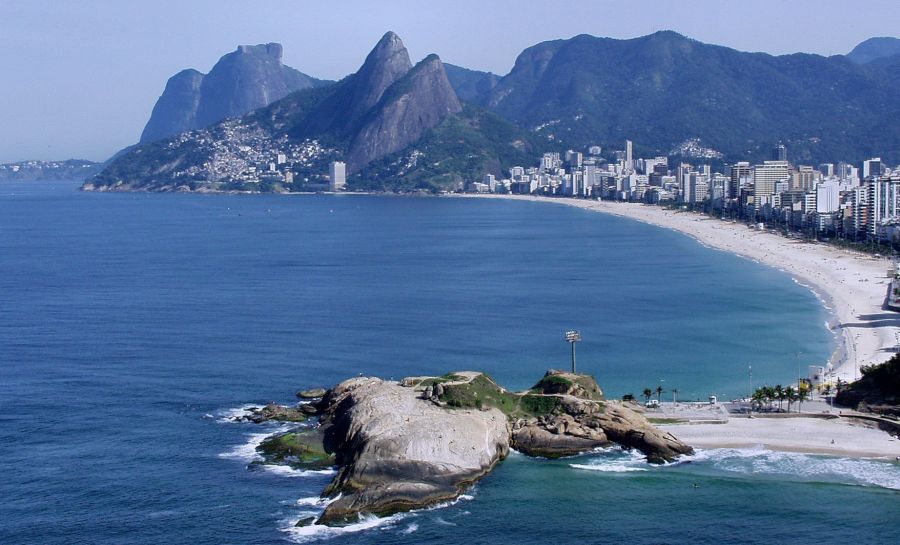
[461,194,900,382]
[661,417,899,459]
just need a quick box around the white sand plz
[662,417,900,458]
[460,195,900,382]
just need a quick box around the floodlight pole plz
[571,340,577,374]
[565,330,581,374]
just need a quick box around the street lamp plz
[565,330,581,373]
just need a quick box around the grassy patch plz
[257,430,334,468]
[437,373,580,418]
[418,373,467,388]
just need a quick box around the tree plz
[774,385,785,411]
[672,388,679,404]
[655,385,664,401]
[751,388,767,412]
[642,388,653,403]
[797,387,809,413]
[785,386,797,412]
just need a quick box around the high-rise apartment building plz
[329,161,346,192]
[752,161,790,200]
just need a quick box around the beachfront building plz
[329,161,346,192]
[469,140,899,246]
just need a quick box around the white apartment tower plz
[752,161,790,206]
[329,161,346,192]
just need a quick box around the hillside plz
[847,37,900,64]
[86,33,530,193]
[140,43,329,144]
[479,31,900,164]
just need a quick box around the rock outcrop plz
[236,369,692,526]
[346,54,462,172]
[315,377,509,525]
[240,403,308,423]
[511,395,692,463]
[140,43,326,143]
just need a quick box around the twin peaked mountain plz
[90,30,900,193]
[295,32,462,171]
[89,32,513,192]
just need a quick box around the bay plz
[1,182,895,545]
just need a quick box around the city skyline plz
[1,0,899,163]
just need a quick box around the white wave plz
[570,463,647,473]
[569,446,651,473]
[296,496,328,507]
[282,512,406,543]
[215,404,262,423]
[684,446,900,490]
[401,523,419,534]
[261,465,336,478]
[217,424,291,462]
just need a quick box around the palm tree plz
[774,385,785,411]
[751,388,767,412]
[655,385,664,401]
[642,388,653,403]
[672,388,679,404]
[797,387,809,413]
[785,386,797,412]
[764,386,776,411]
[822,384,834,407]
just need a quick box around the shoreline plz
[660,416,899,459]
[455,194,900,383]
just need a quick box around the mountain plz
[139,43,328,144]
[86,32,535,192]
[444,64,500,101]
[478,31,900,164]
[846,37,900,64]
[346,54,462,171]
[0,159,102,182]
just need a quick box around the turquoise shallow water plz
[1,182,896,544]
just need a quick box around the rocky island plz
[244,370,692,526]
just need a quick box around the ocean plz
[1,181,897,544]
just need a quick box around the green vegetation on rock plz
[432,372,602,418]
[836,354,900,410]
[257,430,334,469]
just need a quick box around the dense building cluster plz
[470,141,900,243]
[167,120,338,188]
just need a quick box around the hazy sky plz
[1,0,897,163]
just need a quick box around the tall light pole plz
[748,364,753,411]
[565,330,581,373]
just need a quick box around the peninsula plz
[243,370,692,526]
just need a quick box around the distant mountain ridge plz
[91,31,899,193]
[476,31,899,164]
[0,159,102,182]
[139,43,328,144]
[846,37,900,64]
[88,32,535,192]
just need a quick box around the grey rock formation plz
[316,377,509,525]
[140,43,325,144]
[346,54,462,172]
[139,69,203,144]
[240,403,308,423]
[296,388,327,399]
[296,31,413,139]
[511,396,693,463]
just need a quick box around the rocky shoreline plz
[239,369,693,526]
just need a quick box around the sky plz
[1,0,898,163]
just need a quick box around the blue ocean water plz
[1,181,896,544]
